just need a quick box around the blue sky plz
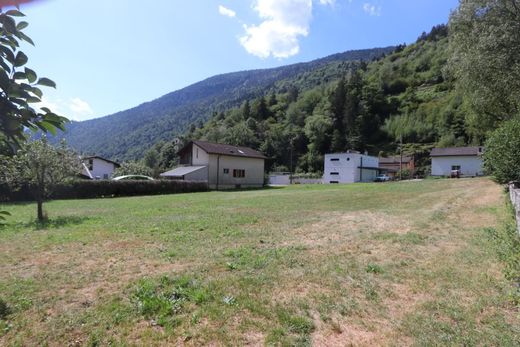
[17,0,459,121]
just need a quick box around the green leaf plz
[0,45,15,64]
[0,211,10,216]
[0,15,17,33]
[14,51,28,67]
[31,86,42,98]
[17,31,34,46]
[37,77,56,88]
[5,10,25,17]
[0,69,9,90]
[16,21,29,30]
[40,107,51,113]
[13,71,26,80]
[24,67,37,83]
[27,96,41,103]
[36,121,58,135]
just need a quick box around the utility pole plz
[289,138,294,184]
[399,134,403,181]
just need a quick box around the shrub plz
[0,179,208,202]
[0,298,10,320]
[484,118,520,184]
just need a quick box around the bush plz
[0,179,208,202]
[484,118,520,184]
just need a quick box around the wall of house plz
[90,158,117,179]
[207,155,265,189]
[184,167,209,182]
[431,156,484,176]
[192,144,210,166]
[323,153,379,183]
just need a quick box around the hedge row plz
[0,179,209,202]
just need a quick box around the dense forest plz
[143,25,469,175]
[52,47,394,160]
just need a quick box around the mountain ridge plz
[55,46,396,160]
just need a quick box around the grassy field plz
[0,178,518,346]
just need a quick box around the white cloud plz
[239,0,334,59]
[363,3,382,16]
[69,98,94,121]
[318,0,335,5]
[37,96,95,121]
[218,5,236,18]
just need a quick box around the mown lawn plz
[0,178,518,346]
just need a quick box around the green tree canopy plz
[483,118,520,184]
[1,137,81,220]
[0,8,67,149]
[448,0,520,134]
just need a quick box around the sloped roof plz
[82,155,121,167]
[187,140,267,159]
[160,166,207,177]
[430,147,484,157]
[379,155,413,164]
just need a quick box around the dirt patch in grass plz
[284,210,414,251]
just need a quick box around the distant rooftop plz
[379,155,413,164]
[186,140,267,159]
[430,147,484,157]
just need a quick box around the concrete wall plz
[269,175,290,185]
[208,154,265,189]
[323,153,379,183]
[184,166,209,182]
[192,144,210,166]
[509,182,520,235]
[431,156,483,176]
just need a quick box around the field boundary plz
[508,182,520,235]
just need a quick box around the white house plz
[323,151,382,183]
[160,140,266,189]
[430,146,484,177]
[81,156,120,179]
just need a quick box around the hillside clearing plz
[0,178,518,346]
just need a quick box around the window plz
[87,159,93,170]
[346,157,350,161]
[233,169,245,178]
[330,172,339,175]
[103,174,109,179]
[196,148,199,159]
[330,181,339,184]
[223,168,229,174]
[330,158,339,161]
[451,165,461,171]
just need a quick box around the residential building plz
[323,151,383,184]
[81,156,120,179]
[379,155,414,177]
[160,140,266,189]
[430,146,484,177]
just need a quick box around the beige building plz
[161,140,266,189]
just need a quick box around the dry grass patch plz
[0,178,518,345]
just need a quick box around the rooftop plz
[185,140,267,159]
[430,147,484,157]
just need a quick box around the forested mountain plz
[161,25,469,175]
[55,47,394,160]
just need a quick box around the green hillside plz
[55,47,394,161]
[173,25,468,174]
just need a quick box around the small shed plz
[160,166,208,181]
